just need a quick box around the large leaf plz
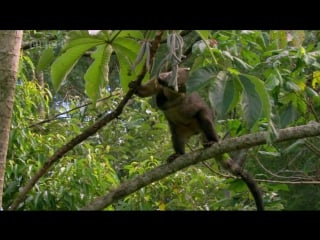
[239,74,271,128]
[62,38,105,51]
[112,37,144,91]
[187,66,215,92]
[51,38,105,90]
[209,71,241,119]
[37,48,54,71]
[67,30,91,40]
[84,44,112,103]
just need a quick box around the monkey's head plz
[157,67,190,93]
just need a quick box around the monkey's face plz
[158,67,190,92]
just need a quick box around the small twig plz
[202,161,234,178]
[28,94,118,128]
[255,179,320,184]
[304,139,320,156]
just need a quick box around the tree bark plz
[81,121,320,210]
[0,31,23,210]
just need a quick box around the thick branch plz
[81,121,320,210]
[9,30,164,210]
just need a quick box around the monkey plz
[129,67,219,162]
[129,67,264,211]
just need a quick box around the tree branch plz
[28,94,119,128]
[9,30,164,210]
[81,121,320,210]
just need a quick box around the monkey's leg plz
[196,109,219,147]
[167,122,186,163]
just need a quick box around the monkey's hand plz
[128,80,140,89]
[158,78,186,93]
[157,77,168,87]
[166,153,182,163]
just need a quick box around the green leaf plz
[312,70,320,88]
[239,74,271,128]
[117,30,144,40]
[84,44,112,103]
[233,56,253,70]
[280,102,298,127]
[63,37,105,51]
[51,41,103,90]
[187,66,215,92]
[305,86,319,98]
[269,184,289,192]
[67,30,91,40]
[270,30,287,49]
[37,48,54,71]
[195,30,212,40]
[112,37,145,91]
[241,48,261,66]
[209,71,241,119]
[228,179,247,192]
[194,30,217,64]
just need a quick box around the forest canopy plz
[2,30,320,210]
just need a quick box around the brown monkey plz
[130,67,219,162]
[129,67,264,211]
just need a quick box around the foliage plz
[4,30,320,210]
[4,78,121,209]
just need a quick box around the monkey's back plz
[160,92,213,136]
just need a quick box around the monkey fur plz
[130,68,219,162]
[129,67,264,211]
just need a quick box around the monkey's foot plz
[166,153,182,163]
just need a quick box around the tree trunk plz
[0,30,23,210]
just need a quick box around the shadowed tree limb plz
[81,121,320,210]
[9,30,164,210]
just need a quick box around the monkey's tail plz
[238,168,264,211]
[220,157,264,211]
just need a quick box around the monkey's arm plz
[129,77,160,97]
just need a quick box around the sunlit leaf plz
[312,71,320,88]
[195,30,212,40]
[117,30,144,40]
[84,44,112,103]
[270,30,287,49]
[112,37,144,91]
[51,41,103,91]
[158,201,166,210]
[37,48,54,71]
